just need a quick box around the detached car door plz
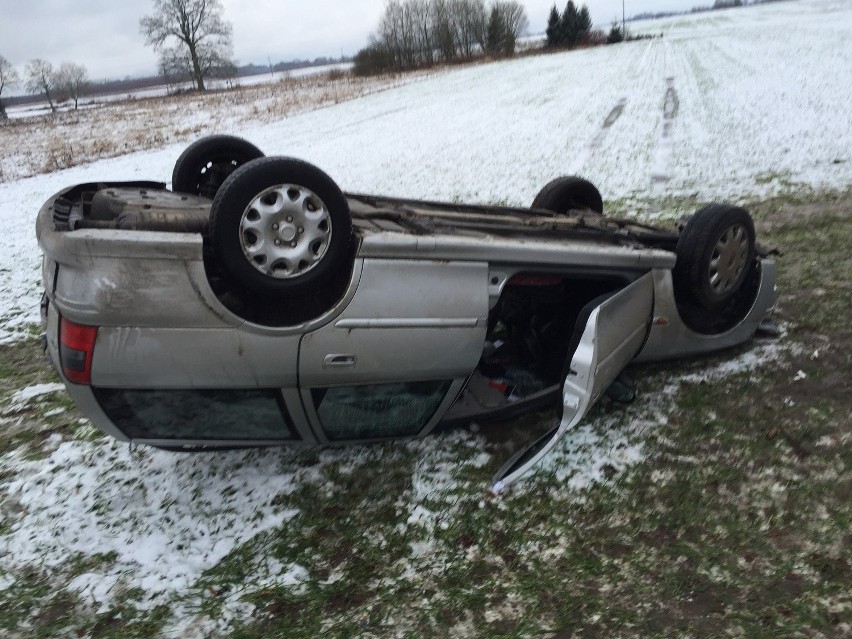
[298,259,489,443]
[491,272,654,491]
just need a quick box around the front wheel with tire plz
[209,156,352,299]
[172,135,265,198]
[531,176,603,214]
[674,203,756,311]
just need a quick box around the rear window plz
[93,388,298,441]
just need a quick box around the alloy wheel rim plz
[708,223,749,295]
[239,184,332,279]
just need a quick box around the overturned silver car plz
[36,136,776,490]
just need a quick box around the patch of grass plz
[0,568,80,638]
[0,332,93,460]
[67,552,120,579]
[85,602,172,639]
[0,335,50,383]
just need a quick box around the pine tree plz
[545,5,561,48]
[559,1,580,47]
[578,5,592,41]
[607,22,624,44]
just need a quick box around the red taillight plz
[59,317,98,385]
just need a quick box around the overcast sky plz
[0,0,690,84]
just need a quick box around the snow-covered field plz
[0,71,426,186]
[0,0,849,635]
[4,62,355,120]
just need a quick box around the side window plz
[312,380,452,441]
[93,388,299,441]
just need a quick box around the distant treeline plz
[4,57,350,108]
[631,0,793,22]
[354,0,530,76]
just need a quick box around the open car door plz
[491,272,655,492]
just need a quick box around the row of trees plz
[4,0,302,119]
[355,0,529,75]
[0,55,89,119]
[1,0,237,118]
[545,2,593,48]
[545,2,629,48]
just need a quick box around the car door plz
[491,272,654,492]
[298,258,489,443]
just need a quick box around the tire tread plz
[531,176,603,214]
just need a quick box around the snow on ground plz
[227,0,850,204]
[0,71,425,185]
[0,0,848,632]
[0,440,302,610]
[540,336,787,491]
[3,383,67,414]
[0,335,782,628]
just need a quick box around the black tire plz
[674,203,756,311]
[531,176,603,214]
[172,135,264,198]
[209,156,352,299]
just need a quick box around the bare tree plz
[158,46,193,93]
[494,1,529,54]
[432,0,458,60]
[140,0,233,91]
[57,62,89,110]
[0,55,19,120]
[25,59,57,113]
[410,0,434,66]
[454,0,487,58]
[378,1,406,69]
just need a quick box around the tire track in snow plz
[651,76,679,190]
[566,98,627,175]
[630,39,657,81]
[567,39,657,177]
[650,39,680,201]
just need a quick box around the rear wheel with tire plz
[674,203,756,312]
[172,135,264,198]
[531,176,603,214]
[209,157,352,300]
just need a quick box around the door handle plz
[323,354,356,368]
